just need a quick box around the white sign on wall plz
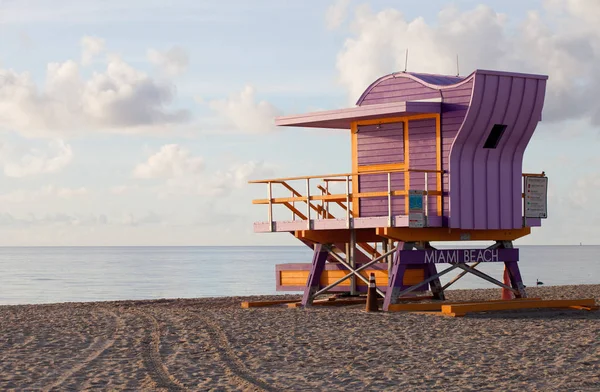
[408,190,425,228]
[524,176,548,218]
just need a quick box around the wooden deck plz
[254,214,443,233]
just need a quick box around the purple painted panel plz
[355,74,478,222]
[357,122,405,217]
[275,101,441,129]
[348,69,546,229]
[359,172,405,217]
[357,122,403,166]
[399,248,519,264]
[408,118,437,216]
[448,71,547,229]
[357,72,467,106]
[440,78,474,219]
[358,75,441,106]
[525,217,541,227]
[301,245,329,305]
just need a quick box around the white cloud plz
[165,159,274,197]
[147,46,189,76]
[568,173,600,208]
[81,36,105,65]
[0,211,160,227]
[133,144,204,179]
[122,211,163,226]
[110,184,140,195]
[326,0,350,30]
[0,140,73,178]
[0,41,189,138]
[0,186,88,203]
[56,186,88,198]
[213,161,274,190]
[208,85,280,134]
[334,2,600,127]
[132,144,274,197]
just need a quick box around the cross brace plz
[382,240,528,311]
[300,243,398,306]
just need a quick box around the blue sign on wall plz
[409,191,423,211]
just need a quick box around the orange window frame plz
[351,114,442,218]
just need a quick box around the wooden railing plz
[250,169,546,228]
[250,168,444,233]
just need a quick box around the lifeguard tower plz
[249,69,552,311]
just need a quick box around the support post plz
[267,182,273,232]
[326,181,330,217]
[291,189,296,221]
[418,244,444,300]
[424,172,429,227]
[419,242,445,300]
[345,175,351,229]
[349,229,357,295]
[383,242,415,311]
[306,178,311,229]
[382,240,390,278]
[505,261,527,298]
[503,240,527,298]
[387,172,392,227]
[301,244,329,306]
[387,239,394,280]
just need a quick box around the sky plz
[0,0,599,246]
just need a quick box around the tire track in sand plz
[199,311,280,392]
[42,310,123,392]
[133,310,187,391]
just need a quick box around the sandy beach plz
[1,284,599,391]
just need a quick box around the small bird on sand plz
[536,279,544,286]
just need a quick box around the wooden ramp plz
[241,299,300,308]
[389,298,598,317]
[441,298,598,317]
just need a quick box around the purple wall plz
[448,71,547,229]
[356,73,475,221]
[408,118,438,216]
[441,78,475,219]
[358,78,441,106]
[357,122,405,216]
[356,72,464,106]
[354,70,547,229]
[355,119,440,218]
[357,122,404,165]
[358,172,405,217]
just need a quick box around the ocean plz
[0,246,598,306]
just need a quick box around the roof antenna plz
[456,54,460,76]
[404,49,409,72]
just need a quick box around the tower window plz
[483,124,507,149]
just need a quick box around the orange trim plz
[295,229,383,245]
[376,227,531,242]
[355,114,438,126]
[351,122,359,217]
[356,163,405,172]
[252,190,443,205]
[249,167,443,184]
[404,119,410,211]
[435,114,442,216]
[352,113,440,217]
